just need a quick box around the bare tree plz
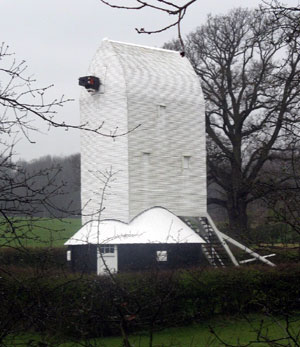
[259,142,300,237]
[263,1,300,40]
[99,0,198,53]
[0,42,134,141]
[165,8,300,239]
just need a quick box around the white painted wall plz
[80,40,129,224]
[80,40,206,224]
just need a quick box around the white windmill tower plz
[73,39,275,268]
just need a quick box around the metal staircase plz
[198,217,233,267]
[179,214,276,268]
[180,216,237,267]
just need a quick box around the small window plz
[67,250,71,261]
[158,105,166,116]
[156,250,167,262]
[183,156,191,169]
[143,152,151,165]
[100,245,115,254]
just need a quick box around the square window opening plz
[156,250,167,262]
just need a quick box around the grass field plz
[7,314,300,346]
[0,217,81,247]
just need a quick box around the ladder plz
[179,215,275,267]
[180,216,239,267]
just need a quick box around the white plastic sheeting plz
[65,207,205,245]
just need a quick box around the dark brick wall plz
[69,243,208,274]
[68,245,97,273]
[118,243,208,272]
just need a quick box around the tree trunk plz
[226,195,249,242]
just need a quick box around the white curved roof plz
[65,207,205,245]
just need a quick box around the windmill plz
[68,39,275,272]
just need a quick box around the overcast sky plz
[1,0,298,161]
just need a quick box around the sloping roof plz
[105,39,179,54]
[107,39,203,104]
[65,207,205,245]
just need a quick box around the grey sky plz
[1,0,298,161]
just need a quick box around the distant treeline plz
[12,154,81,218]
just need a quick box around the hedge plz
[0,246,67,269]
[0,264,300,341]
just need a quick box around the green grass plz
[6,314,300,346]
[0,217,80,247]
